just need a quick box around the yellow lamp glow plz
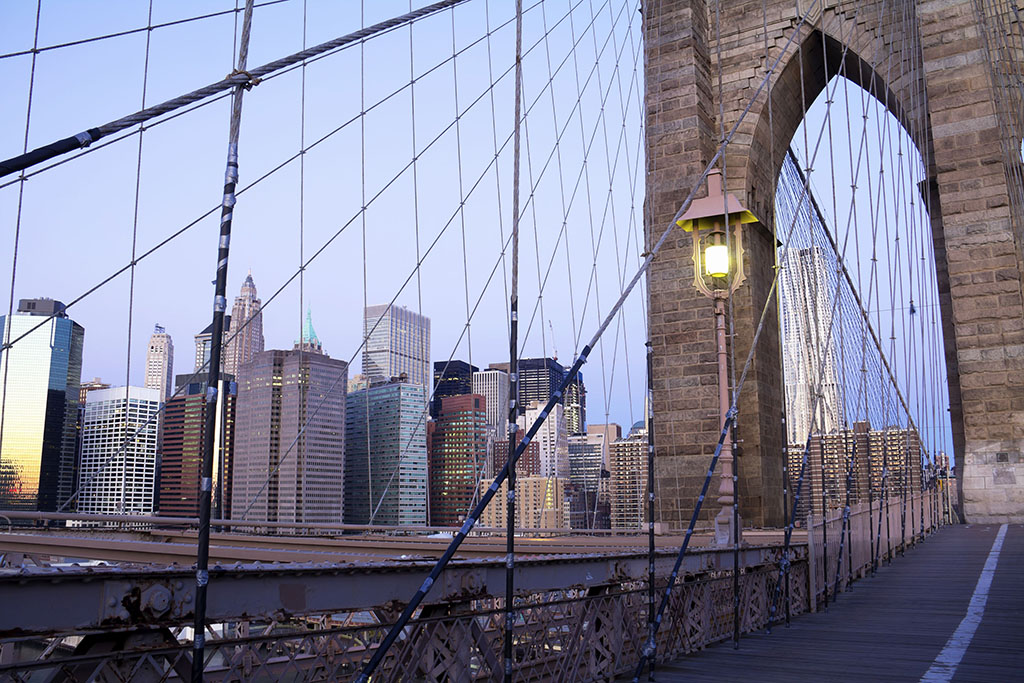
[704,231,729,278]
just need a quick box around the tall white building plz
[779,246,843,444]
[362,304,430,387]
[472,368,510,433]
[473,367,509,475]
[78,386,161,517]
[517,400,569,478]
[225,271,265,378]
[144,324,174,401]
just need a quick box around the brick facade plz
[919,0,1024,522]
[645,0,1024,526]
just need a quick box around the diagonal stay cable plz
[0,0,545,194]
[360,1,836,677]
[0,0,561,360]
[519,0,632,350]
[237,0,603,522]
[0,0,294,62]
[0,1,535,358]
[53,0,563,519]
[0,0,473,179]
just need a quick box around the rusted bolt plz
[141,586,172,615]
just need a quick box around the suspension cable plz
[0,0,474,180]
[191,3,255,678]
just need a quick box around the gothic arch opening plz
[771,63,957,513]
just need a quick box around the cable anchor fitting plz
[228,69,262,91]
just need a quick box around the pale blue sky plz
[0,0,953,461]
[0,0,651,432]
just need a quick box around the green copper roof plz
[303,306,319,344]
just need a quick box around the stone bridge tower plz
[644,0,1024,526]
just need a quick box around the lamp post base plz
[714,507,742,547]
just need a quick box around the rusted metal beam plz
[0,545,796,637]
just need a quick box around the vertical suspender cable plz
[504,1,524,679]
[120,0,155,518]
[713,0,742,648]
[645,341,656,679]
[295,0,307,528]
[192,2,254,679]
[795,15,830,614]
[0,0,42,502]
[758,0,790,627]
[641,2,659,672]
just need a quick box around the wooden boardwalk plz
[647,524,1023,682]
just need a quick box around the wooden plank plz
[643,525,1023,682]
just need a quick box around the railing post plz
[805,511,817,612]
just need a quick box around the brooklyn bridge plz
[0,0,1021,680]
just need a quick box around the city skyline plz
[48,282,643,432]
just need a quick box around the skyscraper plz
[225,271,265,378]
[568,432,611,529]
[516,358,584,435]
[231,314,347,525]
[362,304,430,387]
[610,420,648,530]
[473,368,510,478]
[428,393,487,526]
[294,306,323,354]
[0,299,84,510]
[194,315,230,374]
[565,373,587,436]
[568,432,607,497]
[472,368,510,436]
[78,386,161,517]
[344,378,428,526]
[517,357,565,408]
[517,400,569,479]
[144,324,174,401]
[587,423,622,464]
[780,246,843,443]
[431,360,478,419]
[157,379,236,518]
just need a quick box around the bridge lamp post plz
[676,170,758,546]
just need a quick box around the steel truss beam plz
[0,545,792,637]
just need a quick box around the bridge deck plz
[650,524,1023,682]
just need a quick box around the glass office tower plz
[0,299,84,511]
[344,378,428,526]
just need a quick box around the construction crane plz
[548,320,558,362]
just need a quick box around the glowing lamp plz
[704,231,729,278]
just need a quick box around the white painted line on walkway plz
[920,523,1009,682]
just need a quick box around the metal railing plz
[0,488,942,680]
[0,550,810,681]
